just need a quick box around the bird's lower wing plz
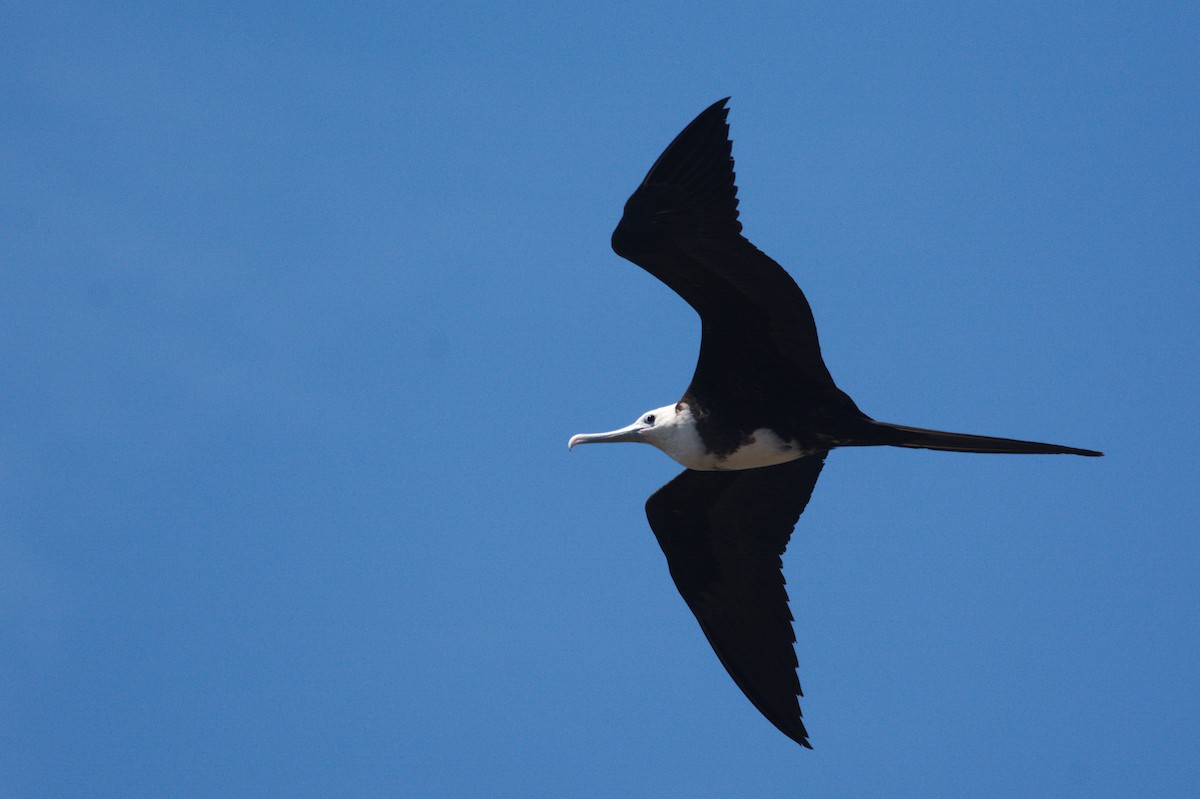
[645,456,826,747]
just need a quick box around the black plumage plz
[581,98,1101,748]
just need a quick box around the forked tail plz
[863,420,1103,457]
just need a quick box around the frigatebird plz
[568,98,1101,748]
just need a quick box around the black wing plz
[645,455,826,748]
[611,99,858,415]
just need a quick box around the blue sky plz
[2,2,1197,796]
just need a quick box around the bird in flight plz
[568,98,1101,748]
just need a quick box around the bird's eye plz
[644,414,656,425]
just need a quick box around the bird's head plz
[568,402,704,467]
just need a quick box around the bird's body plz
[569,98,1100,748]
[570,401,817,472]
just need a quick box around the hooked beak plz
[568,422,645,450]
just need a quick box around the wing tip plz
[706,96,732,115]
[640,98,735,187]
[612,98,742,259]
[774,716,813,748]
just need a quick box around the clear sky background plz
[2,3,1197,797]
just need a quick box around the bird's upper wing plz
[611,99,854,410]
[644,455,826,748]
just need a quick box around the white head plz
[568,402,708,469]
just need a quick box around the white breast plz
[649,405,810,472]
[690,428,808,471]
